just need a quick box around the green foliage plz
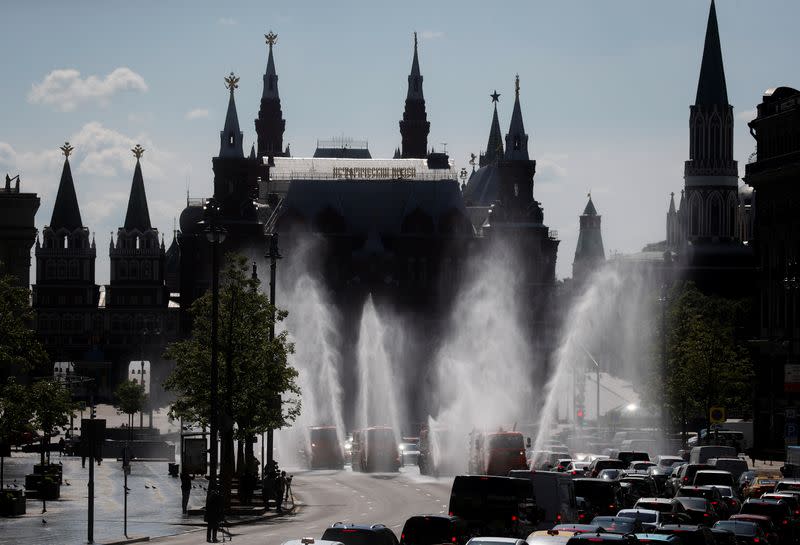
[29,379,75,437]
[163,254,301,437]
[662,282,754,431]
[114,379,146,416]
[0,267,49,375]
[0,378,31,443]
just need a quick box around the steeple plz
[407,32,423,101]
[481,91,504,167]
[219,73,244,159]
[255,31,286,159]
[695,0,728,107]
[504,75,530,161]
[50,142,84,230]
[399,32,430,159]
[583,193,598,216]
[123,144,152,231]
[668,192,676,214]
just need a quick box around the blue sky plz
[1,0,798,283]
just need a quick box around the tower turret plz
[480,90,504,167]
[220,73,244,159]
[255,31,286,160]
[399,33,430,159]
[573,194,605,283]
[505,75,530,162]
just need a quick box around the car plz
[448,475,539,538]
[618,475,659,507]
[549,524,602,535]
[774,479,800,494]
[743,475,780,499]
[654,455,685,469]
[654,524,718,545]
[615,509,661,531]
[689,446,738,464]
[322,523,399,545]
[668,463,713,494]
[692,469,736,488]
[739,499,794,542]
[729,514,781,544]
[399,442,420,466]
[632,497,685,515]
[762,492,800,518]
[555,459,574,473]
[709,528,738,545]
[645,466,671,495]
[508,470,579,529]
[399,515,470,545]
[713,520,771,545]
[566,461,591,477]
[674,497,720,525]
[573,479,624,516]
[707,457,749,480]
[617,452,651,466]
[589,516,643,535]
[714,485,743,514]
[675,486,729,519]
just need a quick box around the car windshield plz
[676,497,707,511]
[590,517,636,534]
[401,517,451,545]
[713,521,756,536]
[618,510,657,523]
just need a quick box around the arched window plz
[709,193,722,237]
[689,193,702,236]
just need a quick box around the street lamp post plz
[203,198,226,511]
[266,233,281,470]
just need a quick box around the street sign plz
[183,437,208,475]
[710,406,726,424]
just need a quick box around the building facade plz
[0,173,39,287]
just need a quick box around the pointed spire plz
[407,32,423,101]
[583,193,598,216]
[695,0,728,106]
[123,145,152,231]
[484,93,504,165]
[668,192,676,214]
[263,31,280,100]
[219,72,244,158]
[249,144,256,159]
[50,142,84,230]
[504,75,530,161]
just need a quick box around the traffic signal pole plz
[88,397,95,544]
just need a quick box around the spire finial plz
[225,72,240,93]
[414,31,418,50]
[587,192,591,199]
[265,31,277,47]
[490,90,501,104]
[60,142,74,158]
[515,74,520,98]
[132,144,145,159]
[671,191,675,198]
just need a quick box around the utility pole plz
[266,234,281,470]
[123,443,130,538]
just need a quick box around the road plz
[152,468,454,545]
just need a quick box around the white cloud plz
[536,152,569,183]
[421,30,444,40]
[218,17,237,25]
[28,67,148,112]
[185,108,210,120]
[737,108,757,122]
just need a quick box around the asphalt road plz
[151,467,454,545]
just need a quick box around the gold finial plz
[132,144,145,159]
[224,72,240,92]
[60,142,74,158]
[265,31,278,47]
[515,74,520,98]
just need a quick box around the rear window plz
[741,502,790,523]
[636,501,673,513]
[400,517,452,545]
[323,528,394,545]
[676,497,707,511]
[714,521,756,536]
[574,481,617,503]
[596,460,627,471]
[693,472,734,486]
[775,481,800,492]
[489,434,524,449]
[618,510,658,523]
[589,517,636,534]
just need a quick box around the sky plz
[1,0,798,284]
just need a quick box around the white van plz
[508,470,578,529]
[689,445,737,464]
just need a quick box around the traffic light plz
[576,408,585,426]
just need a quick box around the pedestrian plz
[58,437,65,457]
[180,469,192,514]
[79,438,87,468]
[275,471,286,514]
[205,486,222,543]
[262,467,274,510]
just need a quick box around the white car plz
[616,508,661,531]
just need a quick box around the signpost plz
[123,443,130,538]
[709,406,726,425]
[83,414,106,543]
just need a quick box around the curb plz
[101,536,150,545]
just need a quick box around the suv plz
[322,523,399,545]
[692,470,736,488]
[675,486,729,519]
[589,459,628,478]
[399,515,470,545]
[654,525,717,545]
[666,464,711,496]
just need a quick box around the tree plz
[0,267,49,378]
[29,379,75,465]
[661,282,754,442]
[163,254,300,483]
[114,379,146,434]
